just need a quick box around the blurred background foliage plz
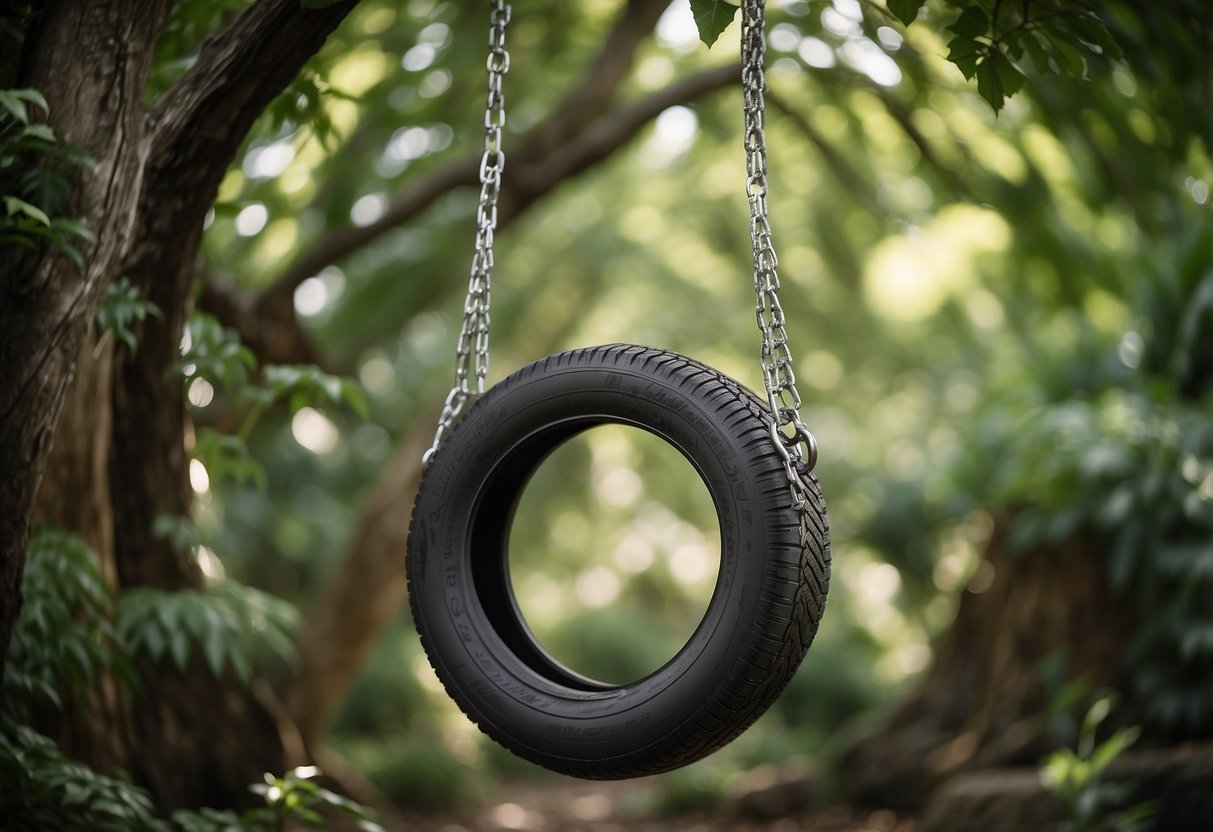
[17,0,1207,816]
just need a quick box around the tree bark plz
[839,521,1131,810]
[3,0,358,811]
[1,0,174,674]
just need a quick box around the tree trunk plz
[285,425,431,748]
[0,0,171,670]
[3,0,358,811]
[840,521,1130,809]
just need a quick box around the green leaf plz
[948,6,989,40]
[690,0,740,48]
[4,195,51,226]
[168,627,190,671]
[340,379,369,417]
[20,123,56,143]
[201,618,227,678]
[1089,725,1140,775]
[0,88,47,123]
[946,36,984,80]
[975,50,1024,113]
[887,0,925,27]
[55,219,95,243]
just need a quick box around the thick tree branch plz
[242,62,740,335]
[506,63,740,217]
[147,0,358,199]
[516,0,675,164]
[248,0,675,319]
[253,158,481,316]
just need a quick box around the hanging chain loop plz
[423,0,511,468]
[741,0,818,503]
[425,0,818,493]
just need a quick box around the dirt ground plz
[389,779,916,832]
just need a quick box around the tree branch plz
[508,63,739,216]
[242,62,739,332]
[516,0,676,165]
[199,1,736,374]
[251,0,676,319]
[146,0,359,198]
[253,158,481,315]
[765,90,889,219]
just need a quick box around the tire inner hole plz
[507,424,721,687]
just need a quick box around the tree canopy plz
[1,0,1211,828]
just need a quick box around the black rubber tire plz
[406,344,830,779]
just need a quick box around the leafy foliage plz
[689,0,740,48]
[961,231,1213,737]
[685,0,1124,112]
[0,87,95,264]
[0,722,381,832]
[2,527,128,721]
[116,581,299,683]
[2,529,375,830]
[96,277,163,354]
[1040,696,1156,832]
[175,310,366,426]
[0,720,165,832]
[173,767,383,832]
[176,311,257,394]
[251,364,369,417]
[934,0,1122,112]
[194,427,269,490]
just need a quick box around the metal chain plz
[424,0,817,494]
[423,0,511,468]
[741,0,818,502]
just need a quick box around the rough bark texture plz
[0,0,171,674]
[840,523,1131,810]
[4,0,358,811]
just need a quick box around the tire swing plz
[406,0,830,779]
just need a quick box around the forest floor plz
[387,779,916,832]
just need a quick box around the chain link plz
[741,0,818,503]
[423,0,511,468]
[425,0,817,493]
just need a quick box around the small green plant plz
[96,277,163,354]
[0,723,382,832]
[0,720,164,832]
[0,87,95,265]
[2,526,130,722]
[115,581,299,683]
[1039,695,1156,832]
[2,528,380,831]
[172,767,384,832]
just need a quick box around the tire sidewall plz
[409,356,791,765]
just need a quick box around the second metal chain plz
[423,0,511,468]
[741,0,818,495]
[425,0,817,489]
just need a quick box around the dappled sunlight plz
[291,407,339,455]
[508,424,720,684]
[330,47,394,97]
[655,1,700,52]
[864,204,1012,321]
[189,459,210,495]
[10,0,1202,822]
